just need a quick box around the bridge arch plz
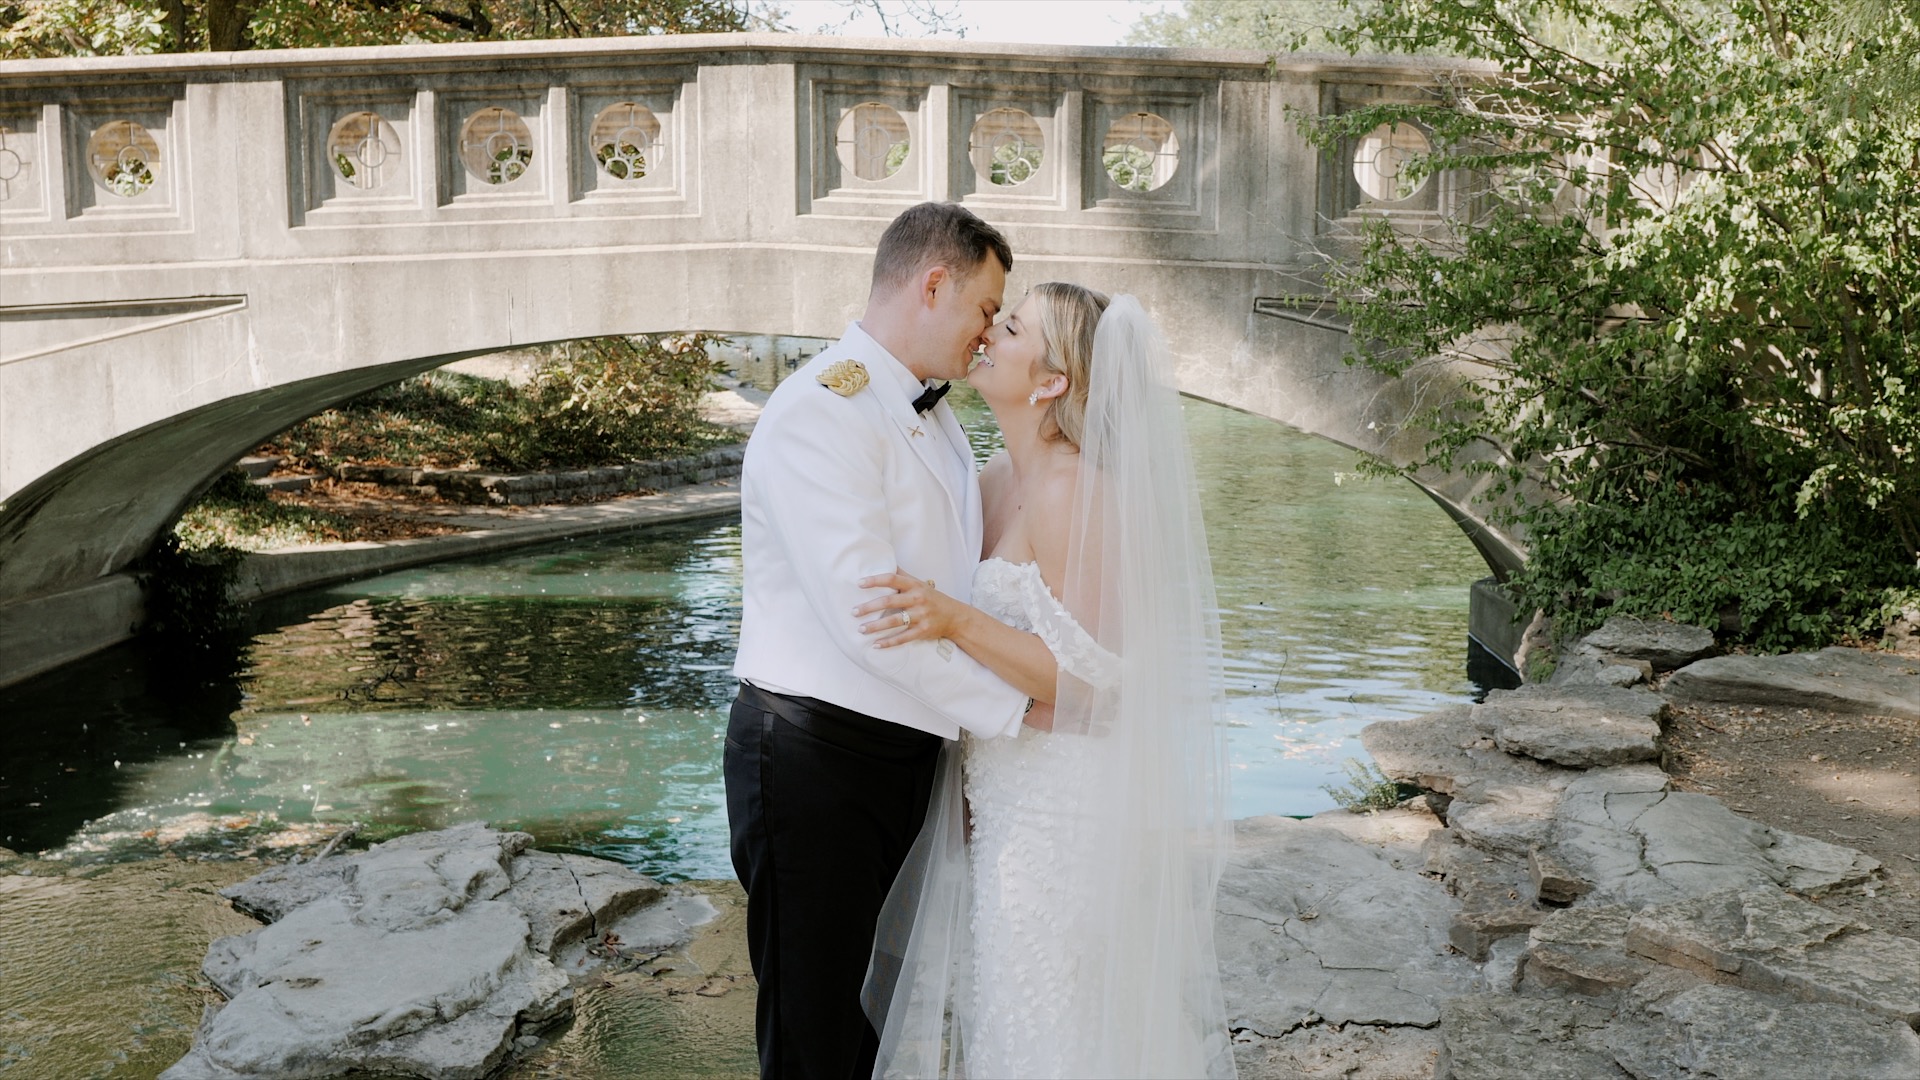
[0,34,1518,682]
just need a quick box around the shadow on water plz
[0,637,243,853]
[1468,638,1526,699]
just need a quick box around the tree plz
[1125,0,1363,51]
[1292,0,1920,650]
[1,0,763,57]
[1125,0,1624,57]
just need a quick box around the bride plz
[850,285,1236,1079]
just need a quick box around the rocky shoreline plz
[1224,619,1920,1079]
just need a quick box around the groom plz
[726,202,1031,1078]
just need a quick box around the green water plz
[0,390,1491,1076]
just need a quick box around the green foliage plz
[174,467,364,552]
[505,332,734,469]
[1102,144,1155,192]
[1516,483,1917,651]
[3,0,756,58]
[274,333,734,474]
[1320,758,1412,812]
[136,531,246,667]
[987,139,1040,186]
[0,0,166,56]
[1294,0,1920,652]
[1125,0,1365,52]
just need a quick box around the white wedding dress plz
[960,556,1121,1078]
[865,296,1234,1080]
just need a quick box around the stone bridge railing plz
[0,34,1514,684]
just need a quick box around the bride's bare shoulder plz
[979,450,1013,496]
[1026,454,1082,590]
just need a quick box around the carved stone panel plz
[1318,82,1454,231]
[65,96,180,221]
[294,89,424,218]
[1079,82,1212,225]
[0,106,49,223]
[441,89,549,204]
[804,74,934,211]
[569,76,692,208]
[952,89,1067,208]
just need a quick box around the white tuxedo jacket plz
[733,323,1028,741]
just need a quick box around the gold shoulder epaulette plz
[817,359,870,397]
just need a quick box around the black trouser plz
[724,681,943,1080]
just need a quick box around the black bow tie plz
[911,381,952,414]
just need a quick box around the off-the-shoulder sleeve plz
[1014,566,1121,690]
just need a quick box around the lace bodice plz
[969,558,1120,690]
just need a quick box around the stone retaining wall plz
[337,444,746,506]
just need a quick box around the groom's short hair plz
[870,202,1012,294]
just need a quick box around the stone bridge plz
[0,34,1516,684]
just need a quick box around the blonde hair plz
[1029,281,1111,448]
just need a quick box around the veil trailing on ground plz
[865,295,1235,1078]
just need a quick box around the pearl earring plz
[1028,390,1040,406]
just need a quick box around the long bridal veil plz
[865,295,1235,1079]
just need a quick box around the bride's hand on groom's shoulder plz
[853,570,962,648]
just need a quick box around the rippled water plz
[0,390,1491,1077]
[0,857,261,1078]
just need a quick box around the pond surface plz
[2,390,1491,880]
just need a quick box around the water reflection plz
[1192,393,1488,817]
[0,392,1490,883]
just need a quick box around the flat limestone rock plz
[1299,804,1446,852]
[1548,766,1880,908]
[218,858,356,923]
[1663,646,1920,720]
[1520,906,1655,998]
[1359,707,1579,804]
[219,822,531,924]
[1527,845,1591,905]
[188,896,568,1078]
[1422,829,1534,910]
[1450,906,1548,962]
[1435,993,1626,1080]
[510,850,663,956]
[1216,815,1478,1037]
[1580,616,1717,672]
[167,823,663,1080]
[1607,981,1920,1080]
[1625,887,1920,1026]
[551,888,721,975]
[1446,785,1563,861]
[1233,1021,1444,1080]
[1547,645,1650,689]
[1478,685,1666,769]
